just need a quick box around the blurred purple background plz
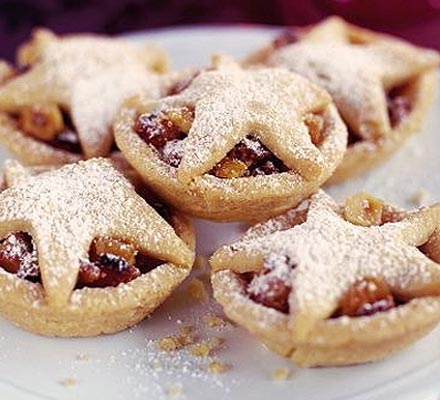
[1,0,440,60]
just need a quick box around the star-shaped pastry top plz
[0,158,193,306]
[211,190,440,340]
[266,17,440,140]
[150,55,333,183]
[0,29,166,157]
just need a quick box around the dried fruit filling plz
[0,232,164,288]
[135,107,300,178]
[386,86,412,128]
[271,31,412,144]
[346,86,412,146]
[245,257,397,317]
[15,104,82,154]
[332,276,396,318]
[246,255,295,314]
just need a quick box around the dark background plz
[1,0,440,60]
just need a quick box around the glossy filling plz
[0,231,165,289]
[135,106,325,178]
[12,104,82,154]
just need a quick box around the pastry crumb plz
[187,278,209,302]
[167,382,183,398]
[409,189,431,207]
[156,336,185,351]
[156,331,195,351]
[271,367,290,381]
[204,313,229,328]
[59,377,77,387]
[207,361,229,374]
[191,343,212,357]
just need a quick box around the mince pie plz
[0,28,167,165]
[0,158,195,337]
[114,55,347,221]
[210,190,440,366]
[247,16,440,182]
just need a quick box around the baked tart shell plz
[212,269,440,367]
[114,97,347,222]
[210,197,440,367]
[328,69,438,184]
[0,112,82,166]
[0,162,195,337]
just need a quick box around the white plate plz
[1,26,440,400]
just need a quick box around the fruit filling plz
[418,232,440,263]
[344,191,385,227]
[211,136,289,178]
[246,255,295,314]
[332,276,396,318]
[135,107,191,168]
[0,232,39,281]
[135,107,294,177]
[0,232,164,288]
[386,86,412,128]
[346,86,412,146]
[77,237,163,288]
[167,72,199,96]
[304,112,325,146]
[15,104,82,153]
[343,191,404,226]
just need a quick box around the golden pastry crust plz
[0,28,167,165]
[210,191,440,366]
[329,69,437,183]
[0,158,195,337]
[114,56,347,222]
[246,16,440,182]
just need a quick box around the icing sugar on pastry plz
[0,158,193,306]
[211,190,440,339]
[154,55,332,183]
[114,55,347,221]
[0,29,165,158]
[266,17,440,141]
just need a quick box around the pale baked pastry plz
[211,190,440,366]
[247,16,440,182]
[0,158,195,337]
[114,55,347,221]
[0,28,167,165]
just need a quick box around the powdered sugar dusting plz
[0,31,166,157]
[71,66,161,157]
[154,56,336,182]
[0,158,192,305]
[213,190,439,329]
[265,19,439,140]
